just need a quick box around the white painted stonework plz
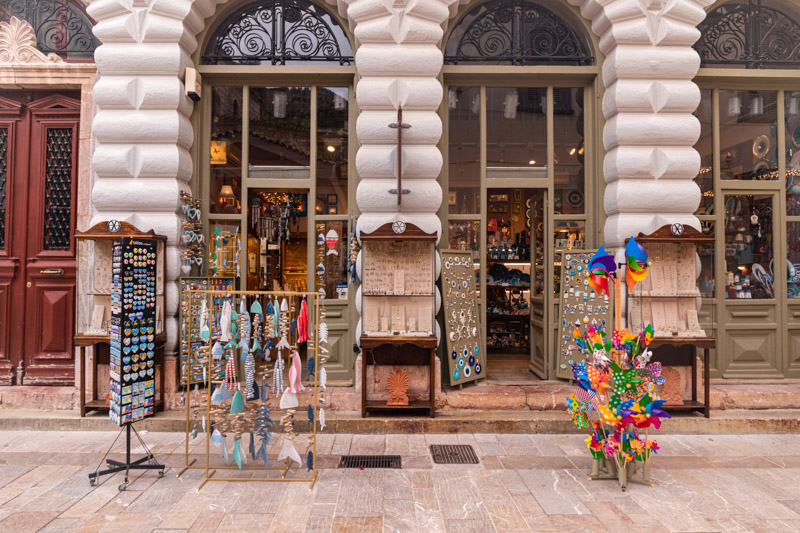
[85,0,712,355]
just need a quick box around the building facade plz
[1,0,799,392]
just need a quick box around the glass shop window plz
[789,222,800,299]
[247,189,308,292]
[787,91,800,216]
[448,87,480,215]
[698,221,716,299]
[723,194,774,299]
[209,223,241,278]
[553,88,585,215]
[486,88,547,175]
[210,86,243,214]
[719,90,778,181]
[316,87,349,214]
[695,89,714,215]
[314,221,348,300]
[248,87,311,177]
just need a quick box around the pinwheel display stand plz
[177,289,326,491]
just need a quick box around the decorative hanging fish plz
[243,351,256,400]
[290,318,297,339]
[306,450,314,472]
[277,436,301,465]
[230,390,245,469]
[211,340,223,360]
[252,403,273,469]
[220,300,232,342]
[320,366,327,390]
[307,404,314,425]
[273,353,285,395]
[211,428,222,446]
[250,298,263,321]
[298,299,309,343]
[199,299,210,341]
[319,407,326,431]
[319,322,329,344]
[221,434,229,464]
[210,383,232,404]
[238,300,251,353]
[307,355,315,378]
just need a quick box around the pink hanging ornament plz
[298,299,309,343]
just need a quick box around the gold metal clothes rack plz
[176,289,321,490]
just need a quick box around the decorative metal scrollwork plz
[43,128,73,251]
[695,0,800,68]
[0,127,6,251]
[0,0,98,59]
[444,0,593,66]
[203,0,353,65]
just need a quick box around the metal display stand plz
[89,423,164,490]
[177,290,323,491]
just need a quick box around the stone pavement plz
[2,431,800,532]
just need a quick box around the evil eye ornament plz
[453,368,461,381]
[468,355,476,366]
[457,357,466,369]
[474,345,480,355]
[464,366,471,377]
[450,332,457,341]
[474,363,482,374]
[451,349,458,360]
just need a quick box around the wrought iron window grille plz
[202,0,353,65]
[444,0,594,66]
[695,0,800,68]
[0,0,99,59]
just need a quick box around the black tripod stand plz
[89,423,165,491]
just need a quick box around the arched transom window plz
[695,0,800,68]
[202,0,353,65]
[0,0,99,59]
[444,0,593,66]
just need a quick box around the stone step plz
[1,408,798,434]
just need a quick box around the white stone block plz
[356,44,444,77]
[605,179,700,214]
[603,45,701,83]
[92,178,186,211]
[356,110,442,144]
[356,179,442,212]
[355,144,442,179]
[604,113,700,149]
[356,78,443,111]
[93,110,192,147]
[94,43,185,75]
[603,79,700,115]
[604,145,701,181]
[92,144,136,178]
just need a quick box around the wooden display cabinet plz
[359,222,437,417]
[75,221,167,416]
[630,224,715,418]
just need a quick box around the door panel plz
[529,189,546,378]
[320,302,351,382]
[0,93,79,385]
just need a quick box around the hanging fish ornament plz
[307,404,314,425]
[279,350,304,409]
[211,340,223,360]
[238,300,251,352]
[319,407,326,431]
[275,299,291,351]
[348,217,359,283]
[317,232,325,246]
[307,355,315,378]
[243,351,255,400]
[273,298,281,337]
[211,383,232,404]
[220,300,232,342]
[325,229,339,256]
[230,390,245,469]
[277,437,302,465]
[224,347,237,390]
[199,299,210,341]
[306,450,314,472]
[298,298,309,343]
[250,298,263,321]
[211,428,222,446]
[320,366,327,390]
[273,353,285,395]
[252,403,273,469]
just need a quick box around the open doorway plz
[484,188,546,384]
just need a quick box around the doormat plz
[429,444,480,464]
[338,455,402,469]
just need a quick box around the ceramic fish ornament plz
[306,450,314,472]
[220,300,232,342]
[273,354,285,395]
[199,299,210,341]
[287,351,304,394]
[250,298,264,321]
[277,437,302,465]
[298,299,309,343]
[320,367,327,390]
[211,340,223,360]
[272,299,281,337]
[307,355,315,378]
[319,322,329,344]
[275,301,291,351]
[325,229,339,256]
[230,390,245,469]
[252,403,273,469]
[243,351,256,400]
[307,404,314,425]
[211,428,222,446]
[211,383,232,404]
[221,435,230,464]
[319,407,326,431]
[238,300,251,352]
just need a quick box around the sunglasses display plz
[109,238,158,426]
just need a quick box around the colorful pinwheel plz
[625,237,649,292]
[587,246,617,297]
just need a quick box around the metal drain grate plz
[338,455,402,469]
[430,444,480,464]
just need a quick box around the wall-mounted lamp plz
[273,91,288,118]
[749,92,764,116]
[728,93,741,116]
[504,90,518,119]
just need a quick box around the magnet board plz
[441,250,483,385]
[555,249,614,380]
[109,238,158,425]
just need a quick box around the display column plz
[566,0,714,247]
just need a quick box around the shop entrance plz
[484,187,546,383]
[0,92,81,385]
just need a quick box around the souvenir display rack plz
[360,222,437,417]
[75,221,166,417]
[441,250,483,387]
[555,249,614,379]
[177,290,325,490]
[629,225,715,417]
[179,277,235,383]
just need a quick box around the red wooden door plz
[0,93,79,385]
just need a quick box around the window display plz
[719,90,778,181]
[724,194,774,299]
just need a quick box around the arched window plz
[202,0,353,65]
[444,0,593,65]
[695,0,800,68]
[0,0,99,60]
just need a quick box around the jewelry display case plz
[628,224,716,417]
[359,222,437,417]
[75,221,167,416]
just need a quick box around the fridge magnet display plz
[441,250,483,386]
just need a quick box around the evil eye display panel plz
[441,251,482,386]
[110,238,158,426]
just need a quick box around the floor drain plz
[430,444,480,464]
[338,455,402,469]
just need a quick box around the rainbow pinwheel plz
[588,246,617,297]
[625,237,649,292]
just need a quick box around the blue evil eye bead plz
[463,348,469,357]
[453,368,461,381]
[458,357,466,369]
[474,363,482,374]
[577,265,583,272]
[474,345,480,355]
[451,349,457,359]
[468,355,476,366]
[464,366,471,377]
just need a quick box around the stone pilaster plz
[566,0,714,247]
